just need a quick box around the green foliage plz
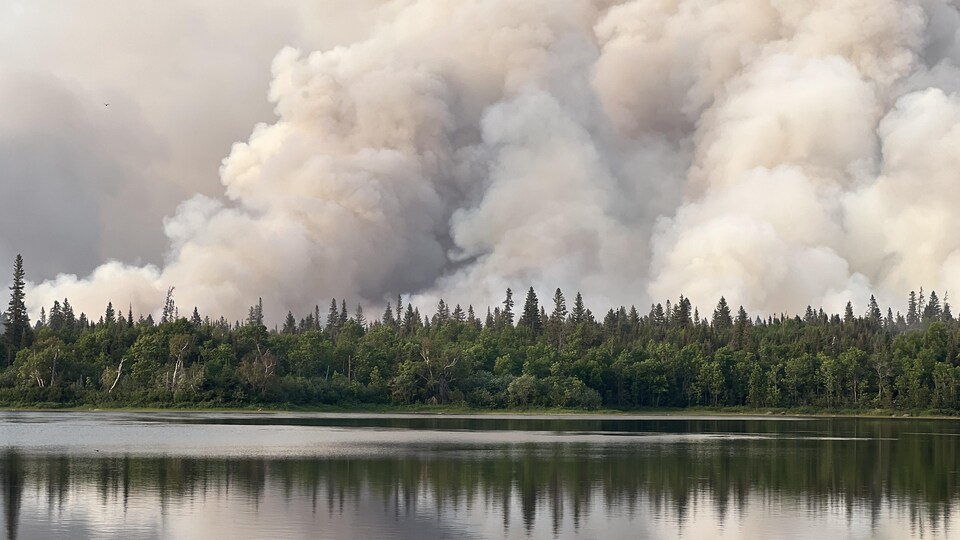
[2,279,960,411]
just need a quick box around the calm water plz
[1,412,959,539]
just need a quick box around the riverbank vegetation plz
[3,255,960,412]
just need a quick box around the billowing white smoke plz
[26,0,960,322]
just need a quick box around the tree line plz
[3,254,960,411]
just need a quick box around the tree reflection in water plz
[1,428,959,539]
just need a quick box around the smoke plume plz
[25,0,960,321]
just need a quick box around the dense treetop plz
[2,255,960,411]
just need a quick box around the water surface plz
[1,412,957,539]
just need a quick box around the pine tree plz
[712,297,733,329]
[867,295,882,325]
[161,287,176,324]
[282,311,297,334]
[518,287,541,336]
[436,299,450,324]
[571,292,586,324]
[49,300,63,331]
[128,305,135,329]
[5,254,31,352]
[339,300,348,327]
[190,307,202,327]
[549,288,568,349]
[843,301,855,325]
[104,302,115,325]
[673,296,692,328]
[452,304,465,323]
[923,291,942,325]
[502,288,515,327]
[551,288,567,323]
[355,304,366,328]
[62,298,76,333]
[907,291,919,328]
[326,299,340,336]
[382,302,395,327]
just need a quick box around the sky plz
[0,0,380,277]
[5,0,960,323]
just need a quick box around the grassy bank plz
[2,402,959,419]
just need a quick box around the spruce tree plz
[571,292,586,324]
[502,288,515,327]
[104,302,115,325]
[907,291,919,328]
[923,291,942,325]
[551,288,567,323]
[326,299,340,336]
[712,297,732,329]
[382,302,395,327]
[867,295,882,325]
[282,311,297,334]
[355,304,366,328]
[5,254,31,352]
[518,287,542,335]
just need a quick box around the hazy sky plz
[7,1,960,322]
[0,0,380,278]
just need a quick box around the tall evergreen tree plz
[502,288,515,327]
[571,292,586,324]
[712,297,733,329]
[907,291,919,328]
[282,311,297,334]
[518,287,542,336]
[49,300,63,332]
[923,290,942,324]
[355,304,366,328]
[5,254,31,353]
[104,302,115,325]
[382,302,395,327]
[326,299,340,336]
[161,287,176,324]
[867,295,882,325]
[843,301,855,325]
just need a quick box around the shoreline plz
[1,404,958,420]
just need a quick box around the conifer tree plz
[105,302,115,325]
[502,288,515,327]
[907,291,919,328]
[326,299,340,336]
[382,302,395,327]
[923,290,942,324]
[518,287,541,335]
[5,254,31,352]
[867,295,882,325]
[712,297,733,329]
[355,304,366,328]
[282,311,297,334]
[571,292,586,324]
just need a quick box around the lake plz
[0,412,958,539]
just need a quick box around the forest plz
[3,254,960,412]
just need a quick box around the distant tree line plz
[3,254,960,411]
